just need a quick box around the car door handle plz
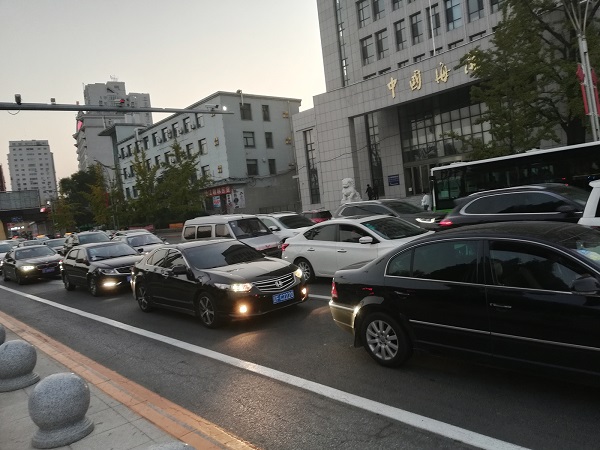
[394,290,410,297]
[307,248,315,251]
[490,303,512,309]
[337,249,347,253]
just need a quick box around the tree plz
[85,165,112,227]
[49,194,76,234]
[58,167,103,229]
[128,147,160,226]
[456,0,600,159]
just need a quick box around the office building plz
[7,140,58,205]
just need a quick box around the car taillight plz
[331,280,338,300]
[281,243,289,251]
[439,219,453,227]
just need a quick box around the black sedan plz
[2,245,62,284]
[60,242,143,296]
[330,221,600,376]
[131,239,308,328]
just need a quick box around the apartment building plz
[7,140,58,205]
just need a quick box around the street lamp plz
[564,0,600,141]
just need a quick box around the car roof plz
[148,238,236,252]
[257,212,301,218]
[309,214,401,225]
[465,183,578,197]
[77,241,129,249]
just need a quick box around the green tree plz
[50,194,76,234]
[84,165,112,227]
[128,147,160,226]
[456,0,600,159]
[59,167,103,229]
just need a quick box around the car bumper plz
[221,284,308,320]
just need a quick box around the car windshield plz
[128,234,162,247]
[45,238,66,247]
[184,241,264,269]
[363,217,428,239]
[386,201,423,214]
[0,243,13,252]
[21,241,42,247]
[79,233,111,244]
[229,218,271,238]
[15,246,56,259]
[278,215,315,229]
[549,185,590,207]
[86,243,138,261]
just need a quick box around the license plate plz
[273,290,294,304]
[42,268,55,274]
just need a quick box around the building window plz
[262,105,270,121]
[445,0,463,30]
[240,103,252,120]
[155,155,160,166]
[125,187,131,199]
[195,113,205,127]
[247,159,259,176]
[146,159,151,170]
[304,129,321,204]
[127,145,132,157]
[490,0,501,13]
[152,133,159,146]
[201,165,210,177]
[199,139,208,155]
[427,4,441,37]
[394,20,407,51]
[468,0,485,21]
[448,39,464,49]
[243,131,255,148]
[410,12,423,45]
[392,0,402,10]
[268,159,276,175]
[375,29,389,59]
[398,59,409,68]
[122,168,128,180]
[185,143,194,157]
[372,0,384,20]
[183,117,191,132]
[265,132,274,148]
[129,166,134,177]
[172,122,180,136]
[414,53,425,63]
[360,36,375,65]
[357,0,371,28]
[164,152,171,164]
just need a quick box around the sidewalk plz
[0,312,256,450]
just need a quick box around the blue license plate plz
[273,290,294,304]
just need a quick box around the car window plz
[184,242,263,269]
[196,225,212,238]
[489,241,590,291]
[304,224,337,241]
[66,249,79,261]
[215,224,230,237]
[87,243,137,260]
[338,206,357,216]
[183,226,196,240]
[363,217,427,239]
[78,233,111,244]
[0,244,12,252]
[164,250,186,269]
[278,215,314,228]
[129,234,162,247]
[260,217,277,228]
[146,248,168,267]
[388,202,422,214]
[359,205,389,215]
[339,224,370,243]
[386,250,412,277]
[229,218,270,238]
[412,241,479,283]
[15,246,56,259]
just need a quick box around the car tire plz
[135,283,153,312]
[15,271,25,285]
[3,270,9,282]
[361,312,412,367]
[295,258,315,283]
[63,273,75,291]
[195,292,222,328]
[88,277,100,297]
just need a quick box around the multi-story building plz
[73,80,152,172]
[293,0,508,212]
[7,140,58,205]
[109,91,301,215]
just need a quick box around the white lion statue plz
[340,177,362,204]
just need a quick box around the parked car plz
[18,240,46,247]
[131,239,308,328]
[111,229,152,239]
[334,199,445,230]
[282,215,431,282]
[111,232,165,254]
[61,231,112,255]
[330,221,600,376]
[2,245,62,284]
[60,241,143,296]
[43,238,67,252]
[257,212,315,241]
[578,179,600,228]
[439,183,589,229]
[301,209,332,223]
[0,242,18,273]
[181,214,282,258]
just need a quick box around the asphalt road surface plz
[1,275,599,450]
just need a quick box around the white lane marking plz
[309,294,330,301]
[0,285,528,450]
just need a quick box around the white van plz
[579,180,600,228]
[181,214,282,257]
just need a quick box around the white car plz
[579,179,600,228]
[282,215,432,282]
[257,212,315,241]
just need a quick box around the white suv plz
[579,180,600,228]
[257,212,315,241]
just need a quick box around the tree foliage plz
[58,167,102,229]
[456,0,600,159]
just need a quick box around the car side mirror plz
[75,258,89,265]
[557,205,577,216]
[269,226,280,232]
[171,265,188,276]
[359,236,374,244]
[137,248,143,253]
[572,275,600,294]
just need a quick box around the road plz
[0,275,599,450]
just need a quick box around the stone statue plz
[340,178,362,204]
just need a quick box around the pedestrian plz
[366,184,374,200]
[373,183,379,200]
[421,191,431,211]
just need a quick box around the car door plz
[71,248,92,285]
[337,224,380,271]
[154,250,196,311]
[383,239,491,354]
[485,239,600,373]
[143,248,169,306]
[63,249,85,285]
[302,224,340,277]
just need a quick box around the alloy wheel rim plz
[199,297,215,324]
[366,320,399,361]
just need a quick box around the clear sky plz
[0,0,325,184]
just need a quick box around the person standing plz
[373,182,379,200]
[421,191,431,211]
[366,184,374,200]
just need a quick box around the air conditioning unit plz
[190,124,197,129]
[285,137,292,144]
[282,111,289,118]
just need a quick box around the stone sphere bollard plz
[0,339,40,392]
[147,443,195,450]
[29,372,94,449]
[0,323,5,344]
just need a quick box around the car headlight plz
[293,268,303,279]
[98,268,119,275]
[21,265,35,272]
[415,218,435,223]
[214,283,253,292]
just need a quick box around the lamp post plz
[564,0,600,141]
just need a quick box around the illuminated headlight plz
[293,268,303,279]
[21,265,35,272]
[415,218,435,223]
[98,268,119,275]
[215,283,253,292]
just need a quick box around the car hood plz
[18,255,62,264]
[203,258,294,281]
[91,254,143,268]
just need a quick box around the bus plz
[430,141,600,210]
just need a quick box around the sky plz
[0,0,326,184]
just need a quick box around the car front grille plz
[36,262,59,269]
[253,273,295,293]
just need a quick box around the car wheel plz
[135,283,153,312]
[15,271,25,285]
[63,273,75,291]
[361,312,412,367]
[88,277,100,297]
[295,258,315,283]
[3,270,9,282]
[195,292,222,328]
